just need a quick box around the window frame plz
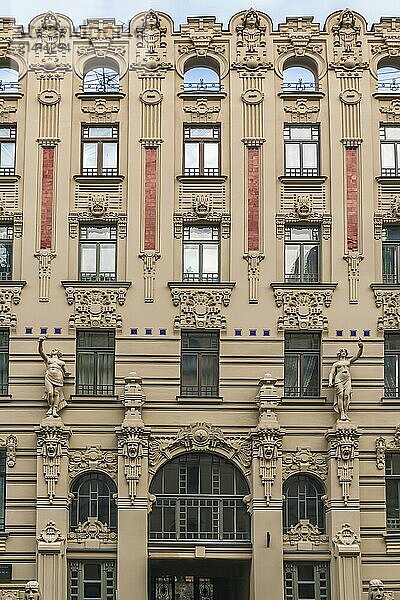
[382,226,400,284]
[0,124,16,176]
[283,474,325,533]
[81,124,119,177]
[70,471,117,532]
[380,125,400,177]
[180,330,220,398]
[83,67,120,94]
[183,124,221,177]
[79,224,117,282]
[0,450,5,531]
[76,329,115,396]
[284,562,330,600]
[386,452,400,531]
[284,332,321,398]
[68,561,116,600]
[384,333,400,398]
[284,124,320,177]
[284,225,320,284]
[0,329,9,397]
[182,224,220,283]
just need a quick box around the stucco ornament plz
[37,521,64,545]
[116,426,149,502]
[24,581,41,600]
[68,518,117,544]
[234,9,270,70]
[283,519,329,546]
[326,424,360,505]
[331,9,366,71]
[328,340,363,421]
[38,336,69,418]
[68,446,117,480]
[273,288,333,331]
[171,287,232,329]
[0,286,23,329]
[37,424,70,501]
[0,434,17,467]
[333,522,360,546]
[282,447,327,481]
[64,286,128,329]
[33,12,68,55]
[374,289,400,330]
[135,10,168,69]
[375,426,400,469]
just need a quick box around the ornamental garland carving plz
[149,423,251,473]
[251,425,284,504]
[375,426,400,470]
[283,519,329,546]
[183,99,220,123]
[273,288,333,331]
[81,99,119,123]
[68,518,117,544]
[373,289,400,330]
[170,287,232,330]
[36,425,70,501]
[116,426,149,502]
[37,521,64,545]
[282,447,327,481]
[326,424,360,505]
[68,445,117,480]
[284,99,319,123]
[333,522,360,548]
[233,9,271,71]
[0,434,17,467]
[0,285,24,329]
[64,286,128,329]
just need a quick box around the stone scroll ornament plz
[38,336,70,418]
[328,339,363,421]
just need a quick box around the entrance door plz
[152,575,229,600]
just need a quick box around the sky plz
[2,0,399,30]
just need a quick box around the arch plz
[183,56,220,93]
[149,452,251,543]
[275,51,327,83]
[283,473,325,533]
[376,59,400,93]
[82,57,121,93]
[0,59,19,94]
[70,471,117,531]
[176,50,229,82]
[282,57,318,93]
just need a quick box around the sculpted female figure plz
[328,339,363,421]
[38,336,69,418]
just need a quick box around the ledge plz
[176,175,227,184]
[177,91,227,100]
[373,92,400,100]
[69,395,119,403]
[370,283,400,291]
[168,281,236,290]
[383,532,400,553]
[76,92,125,100]
[278,91,325,100]
[375,177,400,185]
[0,280,27,287]
[281,396,328,405]
[271,282,337,290]
[0,175,21,183]
[0,93,23,100]
[176,395,223,403]
[278,176,327,184]
[73,175,125,184]
[61,280,131,289]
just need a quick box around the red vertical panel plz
[346,147,358,252]
[248,147,260,252]
[144,148,157,251]
[40,147,54,250]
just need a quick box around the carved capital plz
[343,252,363,304]
[116,425,150,502]
[63,285,129,329]
[244,252,264,304]
[139,251,161,303]
[326,423,360,505]
[36,424,71,502]
[170,285,233,330]
[272,286,334,331]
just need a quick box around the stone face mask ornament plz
[368,579,385,600]
[25,581,41,600]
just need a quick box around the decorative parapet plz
[0,434,17,467]
[282,447,328,481]
[149,423,251,474]
[169,283,234,330]
[36,423,71,502]
[62,281,130,329]
[68,518,117,544]
[69,445,117,481]
[372,286,400,330]
[0,282,25,329]
[271,284,336,331]
[283,519,329,550]
[326,422,360,505]
[116,425,150,502]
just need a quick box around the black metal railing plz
[282,80,318,93]
[285,167,319,177]
[183,80,220,93]
[381,167,400,177]
[383,273,399,284]
[183,167,219,177]
[181,384,218,397]
[284,386,319,397]
[387,517,400,530]
[284,273,319,284]
[80,271,116,282]
[377,79,400,93]
[83,82,121,94]
[82,167,118,177]
[183,272,219,283]
[0,167,15,176]
[0,269,12,281]
[384,387,399,398]
[0,81,19,94]
[76,383,114,396]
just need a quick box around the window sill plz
[380,396,400,404]
[278,176,327,184]
[176,395,223,403]
[0,175,20,183]
[0,395,12,401]
[69,395,119,403]
[176,175,227,184]
[61,280,131,289]
[281,396,327,404]
[0,92,23,100]
[278,91,325,100]
[271,282,337,290]
[177,91,227,100]
[73,175,125,184]
[375,176,400,184]
[370,283,400,290]
[373,92,400,100]
[76,92,125,100]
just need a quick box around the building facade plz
[0,6,399,600]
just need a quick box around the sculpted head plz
[337,348,349,360]
[243,9,260,29]
[143,10,160,30]
[340,9,355,28]
[368,579,384,600]
[25,581,41,600]
[50,348,62,358]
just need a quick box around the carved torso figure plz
[236,9,265,54]
[136,10,163,55]
[328,341,363,421]
[38,336,69,417]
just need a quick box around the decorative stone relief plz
[121,371,146,422]
[252,425,284,503]
[170,287,232,330]
[244,252,264,304]
[333,522,360,547]
[0,285,23,329]
[283,519,329,547]
[36,424,70,501]
[0,591,23,600]
[344,252,363,304]
[371,17,400,56]
[368,579,393,600]
[68,518,117,544]
[373,289,400,330]
[0,434,17,467]
[273,287,333,331]
[173,199,230,239]
[0,209,23,238]
[233,9,271,70]
[380,100,400,123]
[276,212,332,240]
[24,581,41,600]
[277,17,322,56]
[0,100,17,123]
[0,17,24,58]
[35,250,56,302]
[178,17,223,57]
[69,213,127,240]
[326,423,360,505]
[37,521,64,546]
[134,10,171,70]
[79,18,124,57]
[330,9,367,72]
[183,99,220,123]
[139,251,161,303]
[284,98,319,123]
[374,197,400,240]
[282,447,327,481]
[64,285,128,329]
[81,99,119,123]
[69,446,117,480]
[149,423,251,473]
[241,89,264,105]
[375,437,386,470]
[116,426,149,502]
[31,12,70,63]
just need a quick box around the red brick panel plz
[248,147,260,252]
[346,147,358,252]
[144,148,157,251]
[40,147,55,250]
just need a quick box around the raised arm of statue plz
[349,339,364,364]
[38,335,48,364]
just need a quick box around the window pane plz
[204,143,219,168]
[96,352,114,391]
[302,354,319,395]
[80,244,96,273]
[199,354,218,390]
[285,144,300,168]
[188,227,215,241]
[83,143,98,168]
[77,352,95,391]
[302,143,318,168]
[382,144,396,168]
[285,245,300,279]
[289,227,318,241]
[383,245,396,282]
[285,355,299,395]
[290,127,312,140]
[185,143,200,168]
[102,143,117,168]
[0,143,15,167]
[0,128,13,139]
[298,583,315,599]
[183,245,200,275]
[83,582,101,598]
[0,244,11,271]
[82,226,114,240]
[189,128,214,138]
[202,244,219,274]
[182,354,198,388]
[385,127,400,141]
[304,244,319,278]
[89,127,114,138]
[99,244,116,273]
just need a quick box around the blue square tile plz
[336,330,343,337]
[263,330,270,336]
[249,330,257,336]
[145,328,152,335]
[130,328,138,335]
[54,328,62,334]
[159,329,167,335]
[234,329,242,336]
[350,330,357,337]
[25,327,33,334]
[363,330,370,337]
[40,328,47,335]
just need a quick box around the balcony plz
[282,79,318,93]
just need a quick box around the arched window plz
[149,452,250,541]
[70,472,117,531]
[283,474,325,533]
[377,64,400,93]
[0,61,19,94]
[282,64,317,93]
[83,64,120,93]
[183,59,220,93]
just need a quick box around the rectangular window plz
[183,225,219,283]
[382,226,400,284]
[386,453,400,531]
[384,333,400,398]
[380,125,400,177]
[285,226,320,283]
[284,563,329,600]
[81,125,118,177]
[284,333,320,397]
[183,125,220,176]
[0,451,5,531]
[69,561,116,600]
[76,330,115,396]
[0,225,12,281]
[181,331,219,397]
[284,125,319,177]
[0,329,9,396]
[79,225,117,282]
[0,125,16,176]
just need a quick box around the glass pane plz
[285,355,299,395]
[80,244,96,273]
[84,563,101,580]
[204,143,219,168]
[200,505,212,532]
[0,227,12,240]
[285,245,300,279]
[302,355,319,396]
[0,244,11,270]
[290,127,312,140]
[83,143,98,168]
[289,227,318,241]
[285,144,300,168]
[89,127,114,138]
[184,143,199,168]
[200,456,212,494]
[199,354,218,390]
[83,582,102,598]
[383,245,396,282]
[285,333,320,350]
[188,227,215,241]
[103,143,117,168]
[81,226,115,240]
[220,462,234,494]
[0,142,15,167]
[382,144,396,168]
[0,128,12,139]
[175,576,194,600]
[202,244,219,274]
[298,583,315,599]
[182,354,198,389]
[99,244,116,272]
[302,143,318,168]
[96,353,114,389]
[304,244,319,279]
[77,352,95,390]
[164,461,179,494]
[183,245,200,275]
[385,127,400,141]
[189,128,214,138]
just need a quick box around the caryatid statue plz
[368,579,384,600]
[38,336,70,418]
[328,339,363,421]
[25,580,41,600]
